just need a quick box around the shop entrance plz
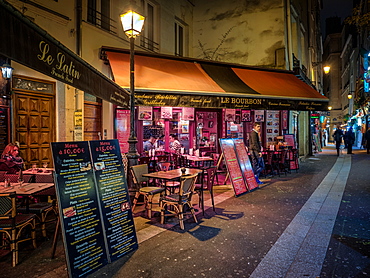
[12,77,55,169]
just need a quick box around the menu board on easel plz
[233,139,259,191]
[219,138,248,196]
[51,140,138,278]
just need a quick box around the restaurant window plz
[140,0,159,52]
[196,111,218,153]
[175,21,184,56]
[87,0,116,34]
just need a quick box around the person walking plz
[346,127,355,154]
[364,127,370,154]
[249,122,264,184]
[332,124,343,156]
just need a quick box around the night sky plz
[321,0,353,37]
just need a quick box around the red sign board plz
[219,139,248,196]
[116,109,130,154]
[233,139,259,191]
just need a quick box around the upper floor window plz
[140,0,159,52]
[87,0,116,34]
[175,22,184,56]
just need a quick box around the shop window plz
[196,111,218,153]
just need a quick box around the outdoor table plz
[182,155,214,168]
[0,182,55,213]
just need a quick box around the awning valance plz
[0,0,129,107]
[102,47,328,111]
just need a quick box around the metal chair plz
[159,173,198,230]
[130,164,165,218]
[0,192,37,267]
[195,166,217,212]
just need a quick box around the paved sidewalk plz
[1,144,369,278]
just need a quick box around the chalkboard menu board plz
[233,139,258,191]
[219,139,248,196]
[51,140,137,278]
[89,140,137,261]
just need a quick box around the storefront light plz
[1,64,13,79]
[323,66,330,74]
[347,92,353,100]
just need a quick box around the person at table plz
[143,136,157,152]
[0,143,24,174]
[169,134,181,155]
[249,122,264,185]
[155,135,165,150]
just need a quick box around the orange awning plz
[232,68,327,100]
[106,51,225,94]
[102,47,328,111]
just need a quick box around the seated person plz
[143,136,157,152]
[0,143,24,174]
[169,134,181,155]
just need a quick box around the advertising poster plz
[51,141,108,278]
[241,110,251,121]
[254,110,265,122]
[219,138,248,196]
[266,110,280,145]
[116,109,130,154]
[161,107,173,119]
[182,107,194,120]
[89,140,138,262]
[224,109,236,122]
[284,134,296,148]
[138,106,152,120]
[233,139,258,191]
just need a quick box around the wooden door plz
[13,91,55,169]
[84,101,102,141]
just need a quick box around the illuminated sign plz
[364,52,370,93]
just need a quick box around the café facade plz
[101,46,328,156]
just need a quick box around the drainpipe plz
[284,0,292,70]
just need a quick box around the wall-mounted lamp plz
[1,64,14,79]
[328,106,332,110]
[347,92,353,100]
[323,66,330,74]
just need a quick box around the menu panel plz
[51,142,108,278]
[89,140,138,261]
[0,107,9,153]
[233,139,258,191]
[219,139,248,196]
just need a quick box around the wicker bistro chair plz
[157,162,180,194]
[0,192,37,267]
[159,174,198,230]
[130,164,165,218]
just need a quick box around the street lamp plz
[120,10,145,168]
[347,92,353,99]
[323,66,330,74]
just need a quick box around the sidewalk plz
[1,144,369,277]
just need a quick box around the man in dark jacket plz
[249,122,264,184]
[333,124,343,156]
[346,127,355,154]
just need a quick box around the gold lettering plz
[37,41,54,65]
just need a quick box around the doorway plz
[12,76,55,169]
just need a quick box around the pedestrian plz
[143,136,157,152]
[364,127,370,154]
[169,134,181,155]
[332,124,343,156]
[0,142,24,173]
[346,127,355,154]
[249,122,264,184]
[343,131,348,149]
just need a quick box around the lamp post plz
[120,10,145,169]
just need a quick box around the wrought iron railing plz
[87,7,117,35]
